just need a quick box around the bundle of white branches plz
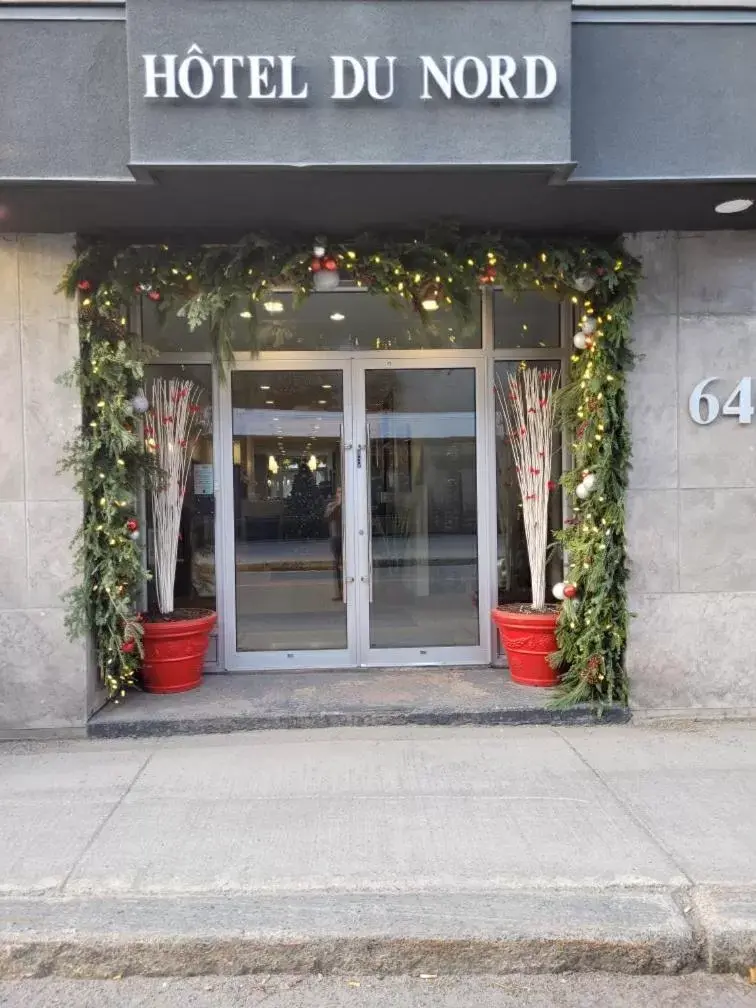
[495,365,560,610]
[148,378,204,615]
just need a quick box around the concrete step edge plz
[0,888,695,979]
[87,705,631,738]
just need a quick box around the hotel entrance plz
[221,358,488,670]
[142,284,567,675]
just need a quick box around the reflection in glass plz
[493,290,561,349]
[494,361,562,605]
[365,368,479,649]
[144,364,215,611]
[231,371,346,652]
[140,291,481,354]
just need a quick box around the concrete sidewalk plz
[0,723,754,977]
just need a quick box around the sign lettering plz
[142,46,558,104]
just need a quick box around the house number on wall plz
[688,377,754,425]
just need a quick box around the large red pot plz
[491,607,560,688]
[141,610,216,694]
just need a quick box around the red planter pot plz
[491,607,560,688]
[141,611,216,694]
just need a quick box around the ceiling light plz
[260,385,271,390]
[322,384,332,389]
[318,399,327,405]
[715,198,753,215]
[330,312,345,321]
[265,400,274,405]
[263,300,285,314]
[421,298,439,312]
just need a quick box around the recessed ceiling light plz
[260,385,271,390]
[330,312,346,321]
[322,384,332,390]
[263,300,285,313]
[715,198,754,215]
[318,399,327,405]
[265,400,274,405]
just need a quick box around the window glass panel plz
[140,291,481,353]
[144,363,215,612]
[494,361,562,606]
[493,290,561,349]
[231,370,347,652]
[366,368,479,648]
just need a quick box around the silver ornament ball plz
[573,275,596,293]
[130,393,149,415]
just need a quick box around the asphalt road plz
[0,975,753,1007]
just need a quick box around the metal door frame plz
[219,354,493,671]
[220,356,360,671]
[350,356,491,668]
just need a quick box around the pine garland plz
[60,230,640,707]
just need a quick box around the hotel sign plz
[127,0,571,168]
[142,49,558,103]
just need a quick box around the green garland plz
[60,231,640,707]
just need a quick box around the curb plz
[0,889,694,979]
[87,705,631,739]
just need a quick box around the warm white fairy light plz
[149,378,204,615]
[495,365,560,611]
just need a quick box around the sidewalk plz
[0,722,754,978]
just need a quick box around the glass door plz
[222,361,358,669]
[221,358,490,670]
[353,361,489,666]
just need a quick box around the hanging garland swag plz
[59,232,640,709]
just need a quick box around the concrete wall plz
[625,231,756,715]
[0,235,90,735]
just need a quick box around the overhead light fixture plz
[263,300,285,314]
[330,312,345,321]
[318,399,327,405]
[715,198,753,215]
[260,385,271,390]
[421,298,439,312]
[265,399,274,405]
[322,384,332,390]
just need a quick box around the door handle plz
[344,576,355,584]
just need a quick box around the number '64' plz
[689,377,754,425]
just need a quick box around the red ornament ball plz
[126,519,139,533]
[323,258,338,271]
[311,258,322,272]
[120,639,135,654]
[77,280,91,292]
[147,290,161,302]
[563,583,579,599]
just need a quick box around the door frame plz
[219,354,493,671]
[219,356,360,671]
[350,355,492,668]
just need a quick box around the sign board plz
[126,0,571,168]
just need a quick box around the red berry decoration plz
[77,280,91,291]
[323,258,337,271]
[563,583,578,599]
[126,519,139,533]
[147,290,161,302]
[311,258,322,272]
[120,639,135,654]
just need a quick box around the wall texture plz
[0,235,90,735]
[625,230,756,714]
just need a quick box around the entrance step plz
[88,667,629,738]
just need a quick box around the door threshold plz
[88,666,629,738]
